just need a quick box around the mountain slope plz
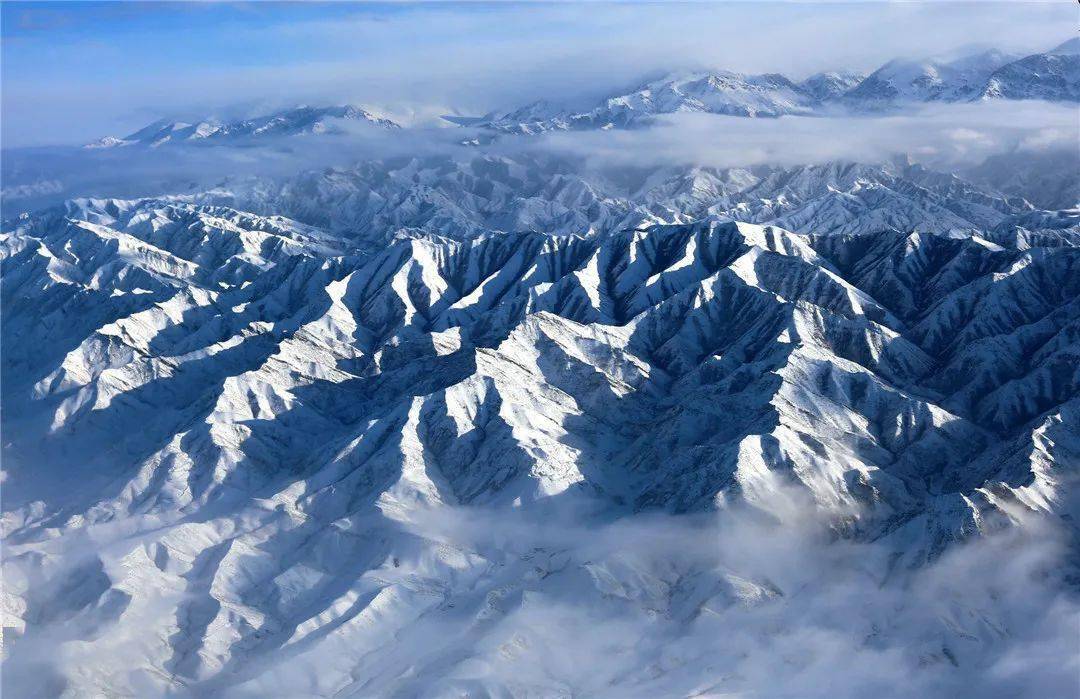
[86,105,398,148]
[841,50,1019,108]
[978,51,1080,101]
[193,157,1049,249]
[2,199,1077,695]
[798,71,864,101]
[461,42,1077,134]
[474,71,819,134]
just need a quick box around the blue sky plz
[2,2,1074,147]
[3,3,420,76]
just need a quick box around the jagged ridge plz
[2,202,1077,696]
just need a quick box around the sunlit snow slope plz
[2,198,1078,697]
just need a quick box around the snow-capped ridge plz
[458,40,1077,134]
[88,104,399,148]
[3,196,1077,696]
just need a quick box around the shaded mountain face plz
[2,196,1078,695]
[842,50,1022,107]
[978,52,1080,101]
[85,105,399,148]
[798,70,865,101]
[965,149,1080,211]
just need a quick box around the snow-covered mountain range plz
[194,156,1069,247]
[85,105,398,149]
[67,39,1080,152]
[3,168,1079,694]
[2,35,1079,699]
[466,39,1079,133]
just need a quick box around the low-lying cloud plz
[7,484,1075,698]
[3,100,1074,217]
[534,100,1080,171]
[351,492,1079,699]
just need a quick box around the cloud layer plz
[3,99,1074,215]
[533,101,1080,171]
[6,486,1076,698]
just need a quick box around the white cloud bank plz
[3,99,1075,215]
[5,488,1076,698]
[534,101,1080,171]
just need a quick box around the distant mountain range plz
[85,104,399,149]
[460,38,1080,133]
[79,39,1078,150]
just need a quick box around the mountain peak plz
[1049,36,1080,55]
[87,104,398,148]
